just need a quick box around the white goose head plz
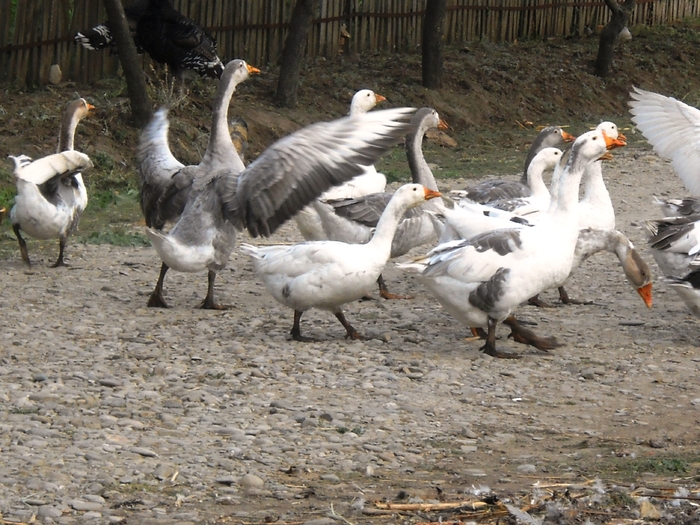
[223,59,260,87]
[529,146,562,173]
[595,121,626,141]
[350,89,386,116]
[393,183,442,210]
[567,129,626,169]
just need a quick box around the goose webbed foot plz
[465,326,486,342]
[147,263,170,308]
[480,317,522,359]
[291,310,315,342]
[50,239,68,268]
[480,341,522,359]
[558,286,593,305]
[147,290,170,308]
[198,298,231,310]
[198,271,230,310]
[13,224,31,267]
[334,311,362,340]
[378,275,413,300]
[504,315,562,351]
[527,294,556,308]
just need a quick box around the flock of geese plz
[5,61,700,358]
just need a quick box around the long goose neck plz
[580,228,622,255]
[367,195,415,254]
[553,150,588,215]
[202,72,239,162]
[520,132,550,183]
[582,161,611,204]
[58,108,81,152]
[526,157,550,199]
[406,128,438,191]
[609,231,632,261]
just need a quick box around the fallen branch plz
[374,500,489,511]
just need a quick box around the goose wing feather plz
[222,107,417,237]
[646,214,700,254]
[630,87,700,196]
[327,193,393,227]
[10,151,93,185]
[137,108,188,227]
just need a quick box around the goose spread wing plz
[137,108,186,185]
[630,87,700,196]
[222,107,417,237]
[10,152,93,185]
[137,108,189,227]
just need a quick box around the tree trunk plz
[102,0,152,127]
[422,0,447,89]
[275,0,319,108]
[594,0,636,78]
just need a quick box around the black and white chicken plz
[75,0,224,80]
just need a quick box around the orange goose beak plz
[637,282,653,309]
[375,93,387,103]
[438,119,449,130]
[424,188,442,200]
[603,131,627,150]
[247,64,261,75]
[561,130,576,142]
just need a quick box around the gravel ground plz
[1,146,699,524]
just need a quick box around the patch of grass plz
[631,457,690,475]
[92,151,116,172]
[595,453,698,483]
[336,426,366,435]
[79,229,150,247]
[75,189,145,246]
[10,407,40,414]
[606,490,637,508]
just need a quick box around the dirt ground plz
[1,20,700,525]
[1,146,699,525]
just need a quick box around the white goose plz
[10,98,94,267]
[552,121,651,306]
[311,107,448,298]
[644,213,700,316]
[437,125,651,310]
[143,106,419,309]
[476,147,562,216]
[137,59,258,308]
[436,146,564,243]
[241,184,442,341]
[629,87,700,317]
[293,88,388,241]
[399,129,625,358]
[456,126,575,203]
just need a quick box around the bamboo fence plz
[0,0,698,87]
